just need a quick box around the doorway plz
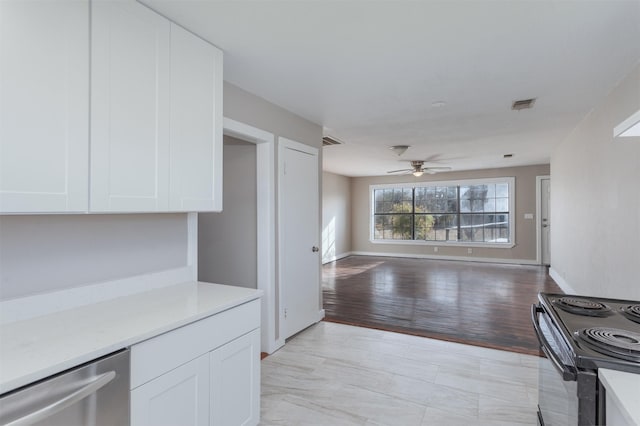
[537,176,551,265]
[213,118,278,353]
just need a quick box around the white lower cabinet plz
[131,354,209,426]
[130,300,261,426]
[210,329,261,426]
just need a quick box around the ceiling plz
[142,0,640,177]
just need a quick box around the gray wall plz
[551,63,640,299]
[0,214,188,300]
[199,136,257,288]
[224,82,322,150]
[350,164,550,262]
[322,171,352,262]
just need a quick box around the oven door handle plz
[531,304,577,381]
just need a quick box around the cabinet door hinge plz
[284,308,288,319]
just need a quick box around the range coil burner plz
[575,327,640,362]
[553,296,611,317]
[621,305,640,324]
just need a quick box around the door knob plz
[312,246,319,252]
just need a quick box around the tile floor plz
[260,322,539,426]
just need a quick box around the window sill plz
[369,239,515,249]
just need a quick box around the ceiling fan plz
[387,160,452,177]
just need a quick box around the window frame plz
[369,177,516,248]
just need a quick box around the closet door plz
[0,0,89,213]
[169,23,223,212]
[91,0,170,212]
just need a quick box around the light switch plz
[524,213,534,219]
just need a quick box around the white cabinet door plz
[0,0,89,213]
[169,24,223,212]
[210,329,261,426]
[131,354,209,426]
[91,0,170,212]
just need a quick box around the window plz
[371,178,514,246]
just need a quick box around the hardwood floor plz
[322,256,562,355]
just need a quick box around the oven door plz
[532,304,580,426]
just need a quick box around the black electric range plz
[532,293,640,426]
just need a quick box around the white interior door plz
[279,138,320,339]
[541,178,551,265]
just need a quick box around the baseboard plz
[316,309,326,322]
[322,252,352,265]
[349,251,539,266]
[549,267,576,294]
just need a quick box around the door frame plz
[536,175,551,265]
[277,137,324,343]
[221,118,280,354]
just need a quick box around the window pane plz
[415,214,434,240]
[496,183,508,197]
[375,214,412,240]
[485,184,496,198]
[435,214,456,241]
[447,186,457,199]
[471,199,483,212]
[472,214,484,241]
[483,198,495,212]
[496,197,509,212]
[497,214,509,241]
[459,214,474,241]
[447,199,457,213]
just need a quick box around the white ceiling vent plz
[322,136,343,146]
[512,98,536,111]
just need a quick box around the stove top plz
[622,304,640,324]
[575,327,640,362]
[539,293,640,372]
[552,296,612,317]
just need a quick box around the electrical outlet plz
[434,246,439,253]
[467,248,473,254]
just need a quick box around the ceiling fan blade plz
[387,168,413,174]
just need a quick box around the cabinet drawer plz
[131,299,260,389]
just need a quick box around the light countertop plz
[0,282,261,394]
[599,368,640,426]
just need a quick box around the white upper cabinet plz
[169,24,223,212]
[0,0,89,213]
[90,0,171,212]
[91,3,222,213]
[1,0,222,214]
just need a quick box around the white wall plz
[199,136,257,288]
[322,171,352,263]
[550,63,640,299]
[0,214,188,300]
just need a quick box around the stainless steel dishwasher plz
[0,349,129,426]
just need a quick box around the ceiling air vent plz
[322,136,343,146]
[512,98,536,111]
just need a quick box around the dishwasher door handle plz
[4,371,116,426]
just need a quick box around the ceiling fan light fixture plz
[412,170,424,177]
[389,145,410,156]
